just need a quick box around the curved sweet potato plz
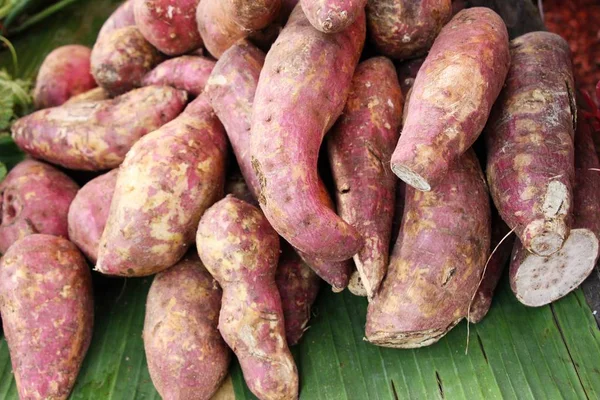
[327,56,403,299]
[133,0,202,56]
[0,234,93,399]
[366,0,452,61]
[33,45,96,109]
[0,160,79,254]
[250,5,365,262]
[91,26,163,95]
[486,32,575,257]
[196,196,298,400]
[96,95,227,277]
[390,7,510,192]
[97,0,136,40]
[68,169,118,263]
[12,86,187,171]
[142,56,216,97]
[301,0,367,33]
[144,252,231,400]
[366,150,490,348]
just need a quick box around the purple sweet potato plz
[366,0,452,61]
[0,160,79,254]
[142,56,216,97]
[0,234,93,399]
[390,8,510,192]
[509,116,600,307]
[301,0,367,33]
[366,150,490,348]
[91,26,163,95]
[467,214,513,323]
[64,87,110,104]
[206,41,353,289]
[133,0,202,56]
[96,95,227,277]
[250,5,365,262]
[97,0,136,40]
[33,45,97,109]
[144,252,231,400]
[196,196,298,399]
[12,86,187,171]
[68,169,118,263]
[327,56,403,299]
[486,32,576,257]
[196,0,282,59]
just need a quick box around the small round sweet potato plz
[142,56,216,96]
[0,234,93,400]
[33,45,97,109]
[97,0,136,40]
[0,159,79,254]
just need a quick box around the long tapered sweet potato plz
[142,56,216,96]
[327,56,403,299]
[509,116,600,307]
[366,0,451,60]
[68,169,118,263]
[206,41,352,288]
[486,32,576,257]
[196,196,298,400]
[133,0,202,56]
[33,45,97,109]
[12,86,187,171]
[366,150,490,348]
[144,252,231,400]
[96,95,227,277]
[390,7,510,192]
[250,5,365,262]
[301,0,366,33]
[91,26,163,95]
[0,234,93,399]
[97,0,136,40]
[0,160,79,254]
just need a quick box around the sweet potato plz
[142,56,216,97]
[65,87,110,104]
[509,116,600,307]
[91,26,163,95]
[250,5,365,262]
[467,214,513,323]
[327,57,402,299]
[348,270,367,297]
[196,0,282,59]
[68,169,118,263]
[97,0,136,40]
[366,0,452,61]
[96,95,227,277]
[12,86,187,171]
[144,252,231,400]
[133,0,202,55]
[0,234,93,399]
[196,196,298,399]
[486,32,576,257]
[33,45,96,109]
[301,0,366,33]
[0,160,79,254]
[366,150,490,348]
[207,41,352,288]
[390,7,510,192]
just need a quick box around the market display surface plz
[1,0,600,399]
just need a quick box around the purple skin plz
[12,86,188,171]
[0,159,79,254]
[142,56,216,96]
[96,95,227,277]
[250,4,366,262]
[68,169,118,263]
[196,196,298,400]
[390,7,510,192]
[97,0,136,40]
[144,252,231,400]
[0,234,93,400]
[301,0,367,33]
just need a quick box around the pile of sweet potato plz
[1,0,598,398]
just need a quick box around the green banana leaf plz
[1,1,600,399]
